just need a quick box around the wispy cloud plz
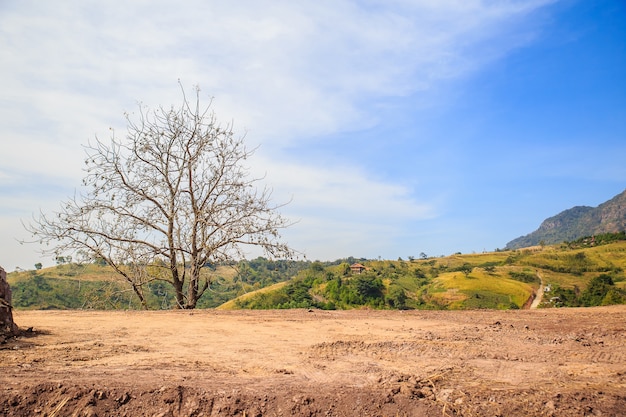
[0,0,561,267]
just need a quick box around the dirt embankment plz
[1,306,625,416]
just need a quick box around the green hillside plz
[228,235,626,310]
[216,281,289,310]
[6,235,626,310]
[7,258,309,310]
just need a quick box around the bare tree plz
[27,85,294,309]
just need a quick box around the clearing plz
[1,306,625,416]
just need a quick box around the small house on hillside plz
[350,263,366,274]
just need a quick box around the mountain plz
[506,189,626,249]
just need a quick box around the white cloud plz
[0,0,560,265]
[256,156,433,219]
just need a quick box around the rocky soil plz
[1,306,625,416]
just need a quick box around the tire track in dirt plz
[3,307,626,417]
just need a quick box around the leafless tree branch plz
[25,84,294,309]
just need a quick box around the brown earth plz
[1,306,625,416]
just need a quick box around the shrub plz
[385,285,407,309]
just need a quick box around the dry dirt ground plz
[1,306,625,417]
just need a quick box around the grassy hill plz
[7,235,626,310]
[7,259,305,310]
[228,237,626,311]
[216,281,289,310]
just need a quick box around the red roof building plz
[350,263,366,274]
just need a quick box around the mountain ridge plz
[506,189,626,249]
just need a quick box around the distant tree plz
[339,262,351,276]
[579,274,615,306]
[482,264,496,274]
[413,268,426,279]
[601,288,626,305]
[310,262,325,273]
[26,84,293,309]
[419,252,428,259]
[353,275,383,302]
[459,263,473,278]
[386,285,407,309]
[34,263,42,271]
[93,257,107,267]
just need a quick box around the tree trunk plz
[0,266,18,336]
[173,277,185,309]
[186,264,200,309]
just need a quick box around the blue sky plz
[1,0,625,269]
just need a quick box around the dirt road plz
[530,273,545,309]
[1,306,625,416]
